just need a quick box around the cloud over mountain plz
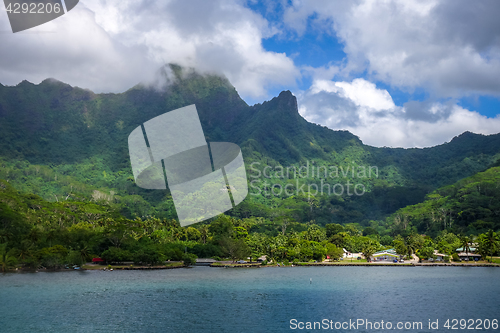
[0,0,299,98]
[285,0,500,98]
[298,78,500,148]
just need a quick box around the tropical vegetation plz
[0,65,499,271]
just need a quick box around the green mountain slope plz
[0,64,499,226]
[385,164,500,237]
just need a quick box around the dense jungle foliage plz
[0,174,499,272]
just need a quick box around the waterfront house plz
[372,249,399,261]
[432,250,447,261]
[457,252,481,261]
[343,250,363,259]
[456,246,477,253]
[455,244,481,261]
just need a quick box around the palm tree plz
[0,230,12,243]
[405,235,418,257]
[0,244,17,272]
[77,245,89,264]
[361,242,377,262]
[17,240,33,262]
[199,225,210,244]
[478,230,500,262]
[27,226,42,245]
[459,235,471,254]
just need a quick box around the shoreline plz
[6,263,187,273]
[209,262,500,268]
[4,262,499,274]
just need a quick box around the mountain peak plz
[257,90,299,117]
[277,90,298,112]
[450,131,481,143]
[16,80,34,87]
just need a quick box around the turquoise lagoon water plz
[1,266,499,332]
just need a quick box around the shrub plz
[190,244,223,258]
[182,253,197,266]
[38,245,68,269]
[66,250,84,266]
[101,247,132,264]
[40,255,64,269]
[133,246,163,265]
[162,245,184,261]
[0,246,17,272]
[452,253,460,262]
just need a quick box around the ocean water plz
[0,266,499,332]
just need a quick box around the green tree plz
[477,230,500,262]
[219,237,251,262]
[326,223,345,238]
[361,240,377,262]
[406,234,424,257]
[246,233,266,261]
[435,231,461,255]
[185,227,201,241]
[276,215,292,236]
[311,241,327,261]
[209,215,234,241]
[67,250,85,266]
[101,247,132,264]
[38,245,68,269]
[418,239,436,261]
[330,231,350,249]
[380,235,393,246]
[344,224,361,237]
[133,246,163,265]
[198,225,210,244]
[325,243,344,261]
[182,253,197,266]
[304,225,326,242]
[0,244,17,272]
[393,235,407,257]
[459,235,472,254]
[363,227,379,237]
[233,226,249,240]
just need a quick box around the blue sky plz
[459,96,500,119]
[261,24,500,118]
[0,0,499,147]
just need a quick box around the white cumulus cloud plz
[298,78,500,148]
[285,0,500,98]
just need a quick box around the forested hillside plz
[1,65,500,270]
[0,64,499,227]
[383,164,500,237]
[1,174,499,272]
